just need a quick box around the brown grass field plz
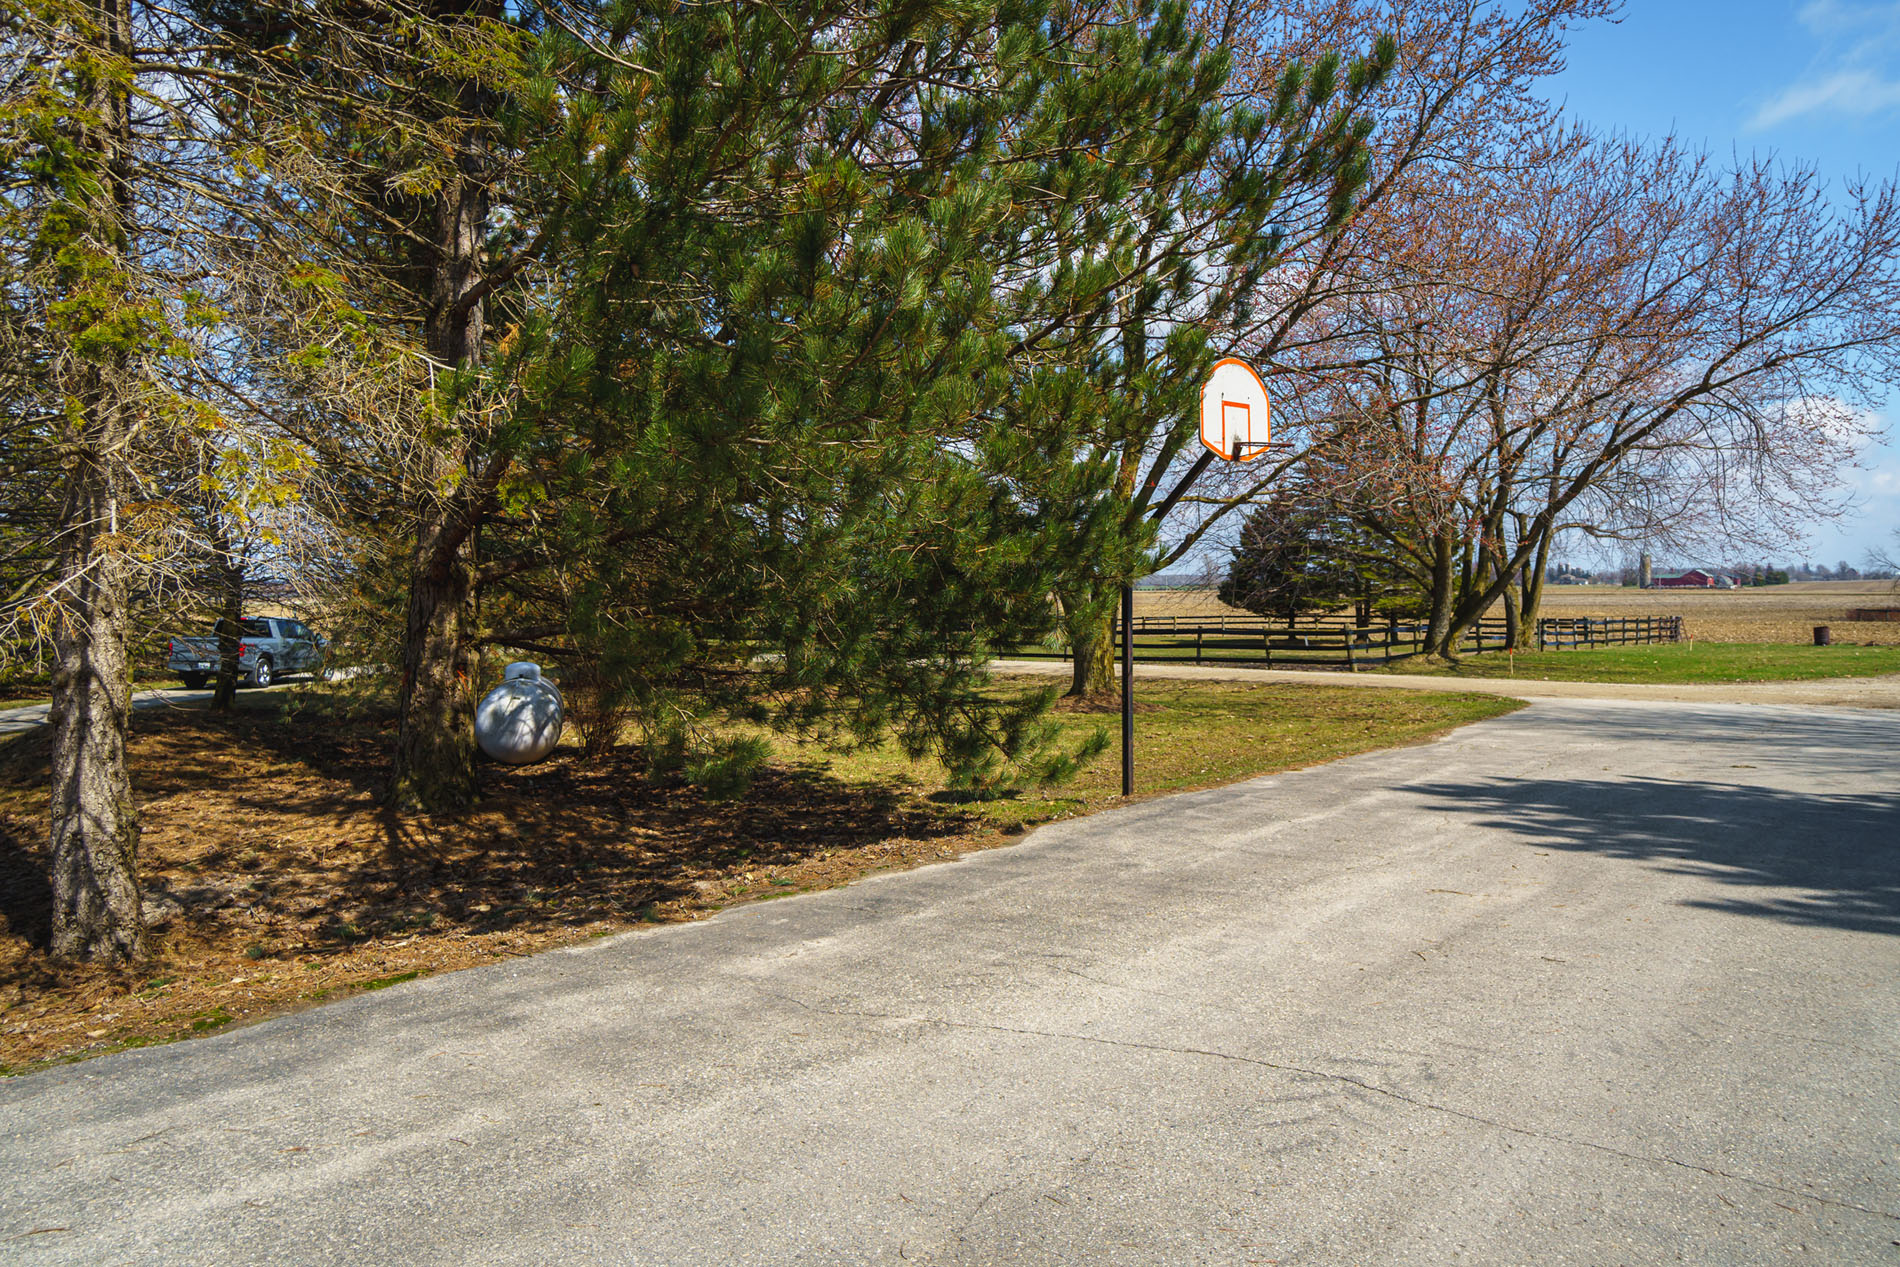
[1135,579,1900,645]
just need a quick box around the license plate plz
[195,662,211,670]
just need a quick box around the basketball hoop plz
[1200,358,1271,461]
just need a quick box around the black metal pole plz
[1146,449,1217,526]
[1121,581,1134,797]
[1123,429,1278,796]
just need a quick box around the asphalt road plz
[0,679,327,737]
[3,698,1897,1265]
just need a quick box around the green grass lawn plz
[1377,641,1900,684]
[795,677,1522,827]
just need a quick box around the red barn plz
[1649,569,1734,589]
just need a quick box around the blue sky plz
[1541,1,1900,567]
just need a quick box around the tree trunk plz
[1520,531,1551,649]
[48,0,144,963]
[1501,568,1520,649]
[1489,540,1520,649]
[50,413,145,962]
[391,515,479,810]
[1441,529,1548,658]
[1065,305,1147,701]
[1066,596,1115,699]
[389,82,491,811]
[1423,527,1457,657]
[212,528,242,711]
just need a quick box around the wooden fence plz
[1007,611,1682,668]
[1533,615,1683,649]
[1012,614,1511,670]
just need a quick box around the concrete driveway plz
[2,698,1896,1265]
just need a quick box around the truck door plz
[286,621,314,670]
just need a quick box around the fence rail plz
[1007,611,1683,669]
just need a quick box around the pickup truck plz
[166,617,327,690]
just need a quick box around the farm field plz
[1136,579,1900,645]
[0,678,1515,1074]
[1539,579,1900,645]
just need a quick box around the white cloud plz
[1816,423,1900,558]
[1748,1,1900,129]
[1751,68,1900,127]
[1798,0,1898,35]
[1843,454,1900,498]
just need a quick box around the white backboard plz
[1200,358,1270,461]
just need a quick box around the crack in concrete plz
[798,999,1900,1224]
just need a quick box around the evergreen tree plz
[188,0,1384,798]
[8,0,151,960]
[4,0,371,958]
[1044,26,1395,696]
[185,0,545,808]
[484,0,1199,789]
[1219,489,1419,622]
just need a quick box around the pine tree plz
[173,1,1382,797]
[185,0,541,809]
[5,0,347,959]
[1220,490,1419,623]
[4,0,150,958]
[1038,24,1396,697]
[185,0,1388,798]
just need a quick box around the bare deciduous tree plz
[1278,135,1900,655]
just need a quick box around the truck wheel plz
[250,656,273,688]
[182,673,207,690]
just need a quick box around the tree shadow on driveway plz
[1408,769,1900,936]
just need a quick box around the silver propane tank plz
[474,661,565,765]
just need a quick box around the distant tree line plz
[1225,554,1897,607]
[1541,561,1893,586]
